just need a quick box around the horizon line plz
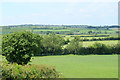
[0,24,118,26]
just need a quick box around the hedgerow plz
[1,61,61,79]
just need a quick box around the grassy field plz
[29,55,118,78]
[64,36,107,41]
[3,26,117,36]
[83,40,119,47]
[63,34,118,41]
[34,29,70,32]
[109,28,120,31]
[32,27,116,33]
[63,40,119,48]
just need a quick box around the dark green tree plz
[2,31,43,65]
[88,31,92,34]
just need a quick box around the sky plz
[0,0,119,26]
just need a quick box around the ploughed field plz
[29,55,118,78]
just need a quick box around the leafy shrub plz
[1,61,61,79]
[2,31,43,65]
[110,43,120,54]
[91,42,109,55]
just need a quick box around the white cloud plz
[1,0,119,3]
[62,2,117,20]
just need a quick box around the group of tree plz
[2,31,61,79]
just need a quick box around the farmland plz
[29,55,118,78]
[2,25,119,35]
[1,25,120,78]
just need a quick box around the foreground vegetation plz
[2,61,61,79]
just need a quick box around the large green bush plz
[110,43,120,54]
[92,42,109,55]
[80,46,95,55]
[1,61,61,79]
[2,31,43,65]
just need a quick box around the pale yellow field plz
[83,40,119,47]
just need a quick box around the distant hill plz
[1,24,120,28]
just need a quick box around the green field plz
[83,40,119,47]
[63,40,119,48]
[109,28,120,31]
[34,29,70,32]
[33,28,114,33]
[3,25,118,36]
[29,55,118,78]
[64,36,107,41]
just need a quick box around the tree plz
[42,32,65,55]
[64,36,83,55]
[88,31,92,34]
[2,31,43,65]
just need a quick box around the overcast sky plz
[0,0,119,26]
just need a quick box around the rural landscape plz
[1,0,119,79]
[0,24,120,79]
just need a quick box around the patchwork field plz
[29,55,118,78]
